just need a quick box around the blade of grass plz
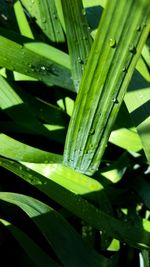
[63,0,150,175]
[0,28,73,90]
[0,192,110,267]
[61,0,92,91]
[20,161,113,215]
[13,0,34,38]
[0,157,150,250]
[20,0,65,42]
[0,134,62,163]
[0,219,60,267]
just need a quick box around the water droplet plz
[109,38,116,48]
[29,64,35,72]
[83,36,88,40]
[142,22,146,28]
[40,66,46,71]
[136,25,141,31]
[112,97,119,104]
[122,66,127,72]
[82,9,86,16]
[89,128,95,135]
[129,45,136,54]
[77,57,84,64]
[53,13,57,19]
[74,79,80,89]
[19,166,23,171]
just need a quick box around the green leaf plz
[61,0,92,91]
[0,134,62,163]
[0,28,73,90]
[0,192,109,267]
[125,80,150,164]
[0,157,150,250]
[109,102,142,151]
[109,128,142,152]
[0,219,60,267]
[13,0,34,39]
[136,56,150,81]
[83,0,106,9]
[20,0,65,42]
[100,152,130,183]
[63,0,150,175]
[21,161,114,217]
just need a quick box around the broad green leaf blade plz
[125,85,150,164]
[63,0,150,175]
[14,0,34,39]
[0,157,150,250]
[61,0,92,91]
[0,134,62,163]
[0,29,73,90]
[0,219,60,267]
[20,0,65,42]
[109,128,142,152]
[20,162,113,215]
[0,192,109,267]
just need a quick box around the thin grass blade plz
[20,0,65,42]
[61,0,92,91]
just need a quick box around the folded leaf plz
[63,0,150,175]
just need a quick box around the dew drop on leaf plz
[129,45,136,54]
[122,66,127,72]
[89,128,95,135]
[112,97,119,104]
[40,66,46,71]
[82,9,86,16]
[136,25,141,31]
[109,38,116,48]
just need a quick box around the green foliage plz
[0,0,150,266]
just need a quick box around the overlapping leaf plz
[0,157,150,251]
